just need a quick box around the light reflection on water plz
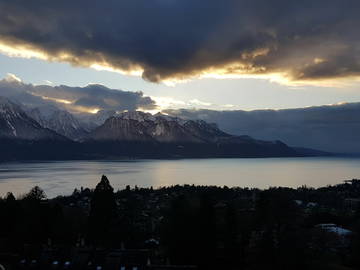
[0,157,360,198]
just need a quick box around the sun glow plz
[29,93,100,114]
[86,108,100,114]
[38,95,73,104]
[137,108,161,115]
[90,63,143,76]
[0,41,48,59]
[1,39,359,88]
[66,105,100,114]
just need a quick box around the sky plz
[0,0,360,112]
[2,53,360,112]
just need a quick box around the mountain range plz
[26,106,89,140]
[0,97,66,141]
[0,96,328,161]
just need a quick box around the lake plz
[0,157,360,198]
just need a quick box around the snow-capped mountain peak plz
[27,106,89,140]
[0,97,65,140]
[89,110,232,143]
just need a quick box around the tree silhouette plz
[88,175,117,245]
[5,192,16,202]
[24,186,47,201]
[161,194,216,268]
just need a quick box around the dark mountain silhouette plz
[164,103,360,154]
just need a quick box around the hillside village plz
[1,177,360,269]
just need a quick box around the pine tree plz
[88,175,117,245]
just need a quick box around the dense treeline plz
[1,177,360,269]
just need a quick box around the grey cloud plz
[164,103,360,153]
[0,1,360,83]
[0,77,156,112]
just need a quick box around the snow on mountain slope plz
[27,106,88,140]
[0,97,66,140]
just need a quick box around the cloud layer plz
[0,74,156,113]
[165,103,360,153]
[0,1,360,84]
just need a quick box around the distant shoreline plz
[1,152,356,164]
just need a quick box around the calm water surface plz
[0,157,360,198]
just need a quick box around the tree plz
[161,194,216,268]
[2,191,21,240]
[5,192,16,202]
[88,175,117,245]
[24,186,47,201]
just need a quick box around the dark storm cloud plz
[0,0,359,83]
[164,103,360,154]
[0,76,156,112]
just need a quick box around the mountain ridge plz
[0,97,67,141]
[0,96,330,161]
[27,106,89,140]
